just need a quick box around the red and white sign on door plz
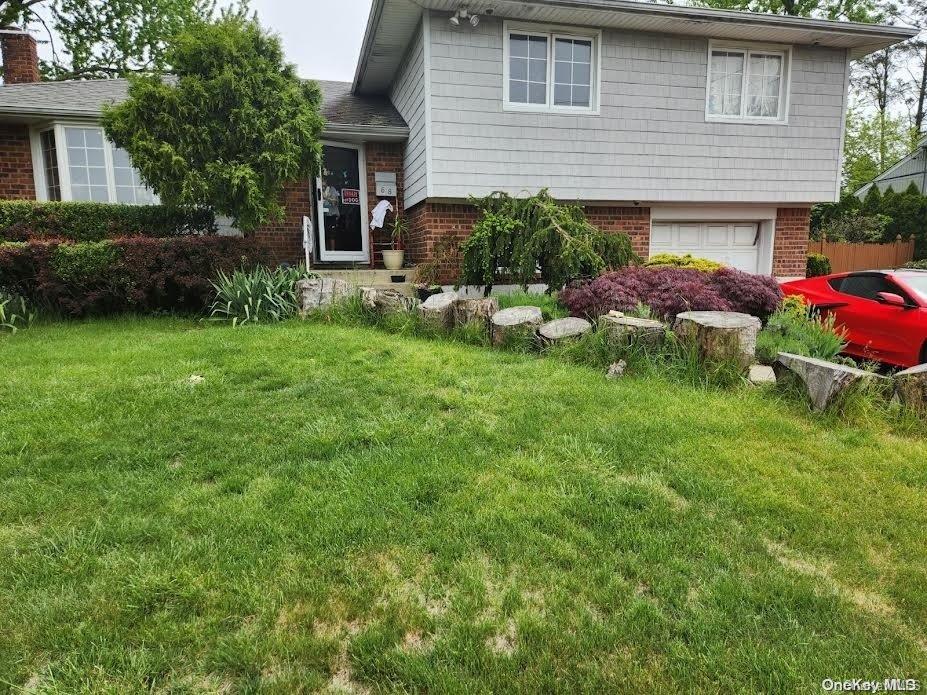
[341,188,360,205]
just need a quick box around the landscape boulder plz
[773,352,886,411]
[894,363,927,414]
[418,292,459,329]
[455,297,499,327]
[297,277,352,315]
[606,360,627,379]
[360,287,418,314]
[748,364,777,386]
[673,311,761,369]
[490,306,544,346]
[538,317,592,345]
[600,312,666,349]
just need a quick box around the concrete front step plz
[311,267,418,297]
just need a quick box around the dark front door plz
[316,143,368,262]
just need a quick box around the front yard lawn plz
[1,318,925,691]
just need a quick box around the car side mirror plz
[877,291,910,308]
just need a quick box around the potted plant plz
[382,211,407,271]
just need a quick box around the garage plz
[650,221,761,273]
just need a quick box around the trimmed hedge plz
[0,201,217,242]
[644,253,725,272]
[0,236,267,316]
[806,253,832,277]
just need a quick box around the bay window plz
[706,41,790,123]
[33,124,158,204]
[504,22,600,113]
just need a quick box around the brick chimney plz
[1,29,40,84]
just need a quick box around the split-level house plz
[0,2,916,281]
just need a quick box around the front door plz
[316,142,369,262]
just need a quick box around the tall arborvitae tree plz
[102,13,324,232]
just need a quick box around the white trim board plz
[650,205,778,221]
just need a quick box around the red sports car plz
[781,269,927,368]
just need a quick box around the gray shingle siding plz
[389,21,428,208]
[425,12,847,204]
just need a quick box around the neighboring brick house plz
[0,6,917,281]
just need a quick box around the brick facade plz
[406,202,479,284]
[364,141,405,266]
[772,207,811,278]
[0,123,35,199]
[582,206,651,259]
[252,182,312,266]
[253,141,406,268]
[1,32,40,85]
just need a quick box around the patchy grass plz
[1,317,925,691]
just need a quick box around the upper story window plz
[504,22,600,114]
[34,124,158,205]
[706,41,791,123]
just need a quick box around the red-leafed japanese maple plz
[560,266,781,321]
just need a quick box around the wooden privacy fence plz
[808,236,916,273]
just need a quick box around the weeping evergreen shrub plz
[459,190,638,295]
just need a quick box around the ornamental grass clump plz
[560,266,781,322]
[756,294,846,365]
[208,265,312,326]
[0,290,34,333]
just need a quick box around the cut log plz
[297,277,352,315]
[418,291,458,329]
[600,314,666,348]
[894,363,927,414]
[490,306,543,346]
[455,297,499,327]
[538,317,592,345]
[360,287,418,313]
[773,352,886,411]
[673,311,761,369]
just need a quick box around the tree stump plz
[360,287,417,313]
[894,363,927,414]
[490,306,543,346]
[599,313,666,349]
[418,291,458,329]
[673,311,761,369]
[455,297,499,328]
[537,317,592,345]
[297,278,352,315]
[773,352,886,411]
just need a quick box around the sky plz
[228,0,374,82]
[32,0,375,83]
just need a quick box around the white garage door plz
[650,222,760,273]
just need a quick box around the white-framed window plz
[503,22,601,114]
[705,41,791,124]
[31,123,158,204]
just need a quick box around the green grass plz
[1,317,926,692]
[496,290,567,320]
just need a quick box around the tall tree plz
[843,104,912,191]
[102,13,324,232]
[688,0,885,20]
[0,0,222,81]
[45,0,217,80]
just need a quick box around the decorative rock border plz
[674,311,761,369]
[297,278,352,315]
[490,306,544,346]
[773,352,886,411]
[894,363,927,414]
[538,317,592,345]
[600,313,666,349]
[419,292,458,329]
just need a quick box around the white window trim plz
[704,39,792,125]
[502,21,602,115]
[29,120,157,204]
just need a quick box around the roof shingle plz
[0,77,407,130]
